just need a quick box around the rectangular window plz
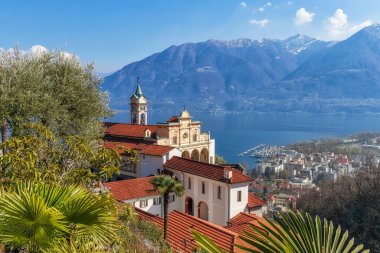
[153,197,161,205]
[188,177,192,189]
[168,195,175,203]
[139,199,148,208]
[202,181,205,194]
[217,186,221,200]
[237,191,242,202]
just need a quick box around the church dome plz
[180,109,191,118]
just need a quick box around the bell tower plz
[130,77,148,125]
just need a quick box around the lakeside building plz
[104,81,215,165]
[105,156,266,226]
[103,80,267,250]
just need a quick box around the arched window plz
[172,135,177,144]
[132,114,137,124]
[140,113,145,125]
[193,133,197,142]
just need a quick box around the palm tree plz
[193,210,369,253]
[0,181,119,252]
[150,175,185,240]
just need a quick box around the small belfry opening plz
[130,77,148,125]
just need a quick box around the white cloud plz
[294,8,315,25]
[29,45,48,56]
[249,19,269,27]
[326,9,372,40]
[328,9,347,30]
[239,2,247,8]
[0,45,76,60]
[255,2,272,13]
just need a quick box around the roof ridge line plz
[171,210,239,237]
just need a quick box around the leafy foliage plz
[193,210,369,253]
[0,182,119,253]
[0,47,111,145]
[298,161,380,252]
[214,154,227,164]
[150,175,185,240]
[0,123,120,187]
[115,204,172,253]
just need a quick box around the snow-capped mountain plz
[102,24,380,113]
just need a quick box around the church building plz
[104,79,215,166]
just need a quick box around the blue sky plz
[1,0,379,72]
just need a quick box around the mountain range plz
[102,24,380,113]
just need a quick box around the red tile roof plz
[103,141,174,157]
[104,122,157,138]
[227,213,267,234]
[164,157,253,184]
[139,144,174,156]
[227,212,261,227]
[135,208,164,227]
[247,192,266,209]
[105,177,159,202]
[103,141,142,153]
[135,208,270,253]
[167,116,179,123]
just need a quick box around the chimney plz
[224,167,233,180]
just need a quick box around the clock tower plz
[130,78,148,125]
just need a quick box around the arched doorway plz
[185,197,194,216]
[182,151,190,159]
[191,149,200,161]
[200,148,209,163]
[198,202,209,221]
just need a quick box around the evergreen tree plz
[0,47,111,150]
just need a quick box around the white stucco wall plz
[124,193,182,218]
[167,170,229,226]
[140,155,163,177]
[229,183,249,219]
[139,148,182,177]
[124,195,162,217]
[209,139,216,164]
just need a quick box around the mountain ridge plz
[102,24,380,113]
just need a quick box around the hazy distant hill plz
[102,24,380,113]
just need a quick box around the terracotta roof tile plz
[167,116,179,123]
[103,141,174,157]
[104,122,157,138]
[136,209,267,253]
[226,212,271,252]
[227,212,260,227]
[135,208,164,227]
[105,177,159,202]
[168,211,238,252]
[164,157,253,184]
[247,192,266,209]
[139,145,174,156]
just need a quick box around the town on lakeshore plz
[3,1,380,252]
[101,80,380,252]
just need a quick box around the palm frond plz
[193,210,369,253]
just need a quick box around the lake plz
[110,111,380,169]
